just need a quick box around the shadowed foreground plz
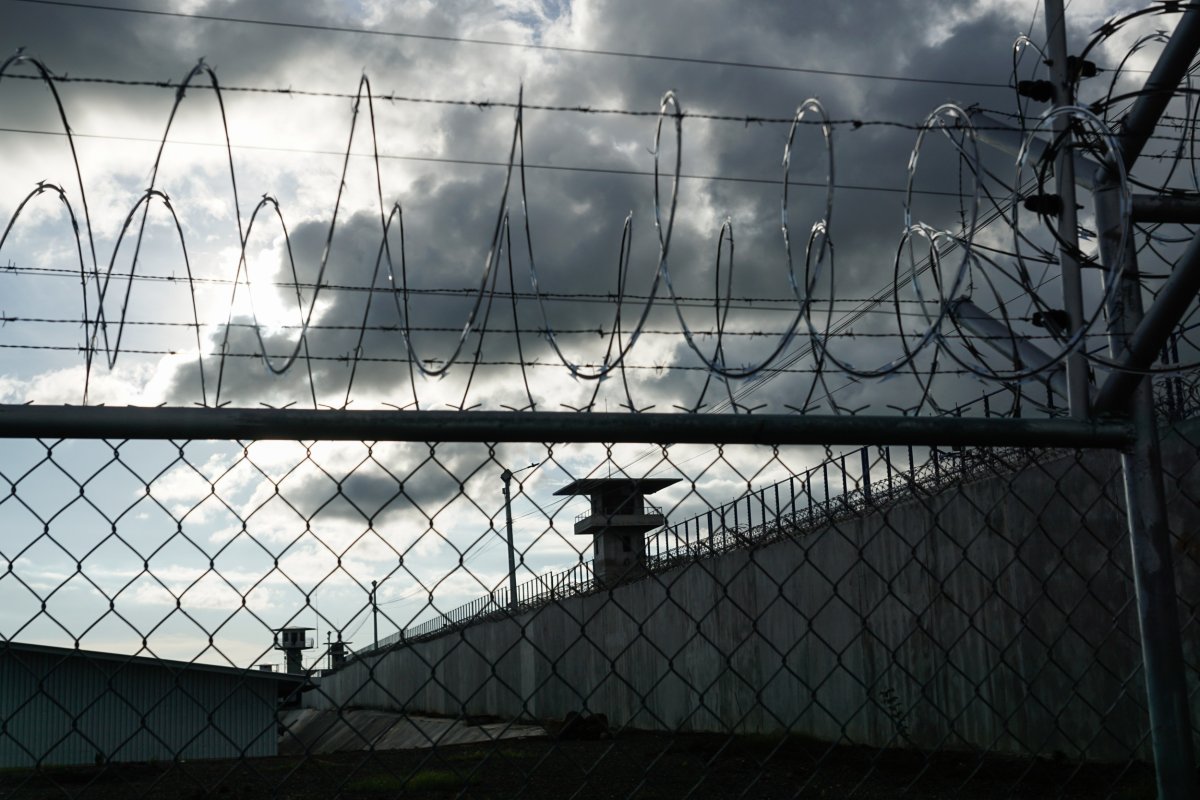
[0,732,1157,799]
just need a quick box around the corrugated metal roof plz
[1,641,304,686]
[0,642,301,767]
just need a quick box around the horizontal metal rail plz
[0,405,1135,448]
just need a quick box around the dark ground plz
[0,732,1160,799]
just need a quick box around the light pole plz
[501,462,539,613]
[370,579,378,650]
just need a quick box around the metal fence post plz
[1122,381,1197,798]
[1044,0,1091,418]
[1096,164,1199,799]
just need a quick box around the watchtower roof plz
[553,477,679,496]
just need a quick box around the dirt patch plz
[0,731,1157,799]
[278,709,546,755]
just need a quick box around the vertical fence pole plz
[1122,383,1197,798]
[1096,159,1199,797]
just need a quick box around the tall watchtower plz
[555,477,678,585]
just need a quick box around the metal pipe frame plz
[1117,6,1200,170]
[1096,179,1199,799]
[969,110,1098,190]
[1095,3,1200,412]
[971,116,1200,223]
[1098,7,1200,793]
[1094,226,1200,413]
[0,404,1133,449]
[1132,193,1200,224]
[949,298,1071,401]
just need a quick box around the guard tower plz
[329,636,350,670]
[555,477,678,585]
[272,626,315,675]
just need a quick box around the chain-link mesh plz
[1,425,1195,798]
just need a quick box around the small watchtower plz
[555,477,678,585]
[272,626,314,675]
[329,636,350,670]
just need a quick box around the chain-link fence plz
[0,416,1195,798]
[4,0,1200,795]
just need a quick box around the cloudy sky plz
[0,0,1185,668]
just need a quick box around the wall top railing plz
[574,502,663,525]
[354,369,1200,659]
[356,440,1058,658]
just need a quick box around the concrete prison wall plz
[308,429,1200,762]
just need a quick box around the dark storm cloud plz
[2,0,1121,413]
[265,440,503,526]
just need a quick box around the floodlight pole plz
[370,580,378,651]
[501,462,539,614]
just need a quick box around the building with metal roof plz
[0,641,303,768]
